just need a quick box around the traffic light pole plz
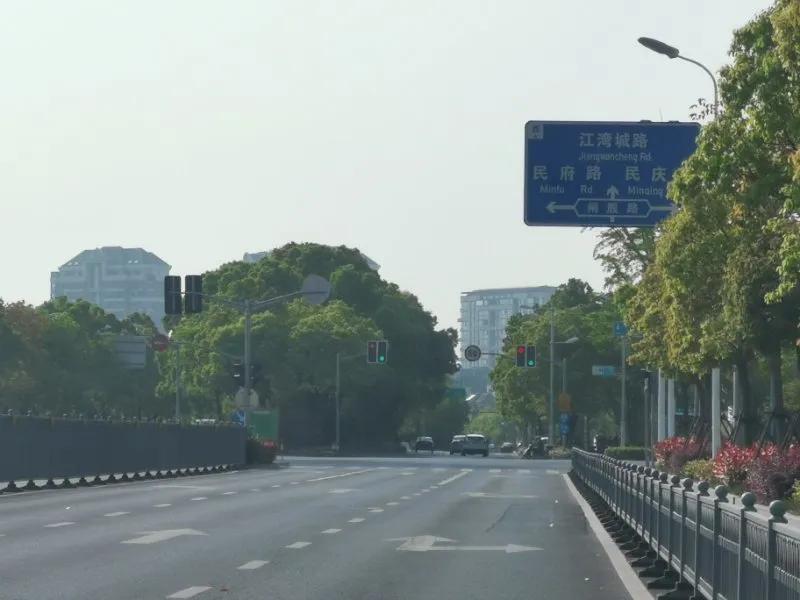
[175,343,182,421]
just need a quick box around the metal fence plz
[572,448,800,600]
[0,415,246,489]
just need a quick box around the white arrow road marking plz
[237,560,269,570]
[167,586,212,598]
[463,492,538,499]
[45,522,75,528]
[286,541,311,549]
[388,535,541,554]
[122,529,207,545]
[104,512,130,517]
[305,469,375,483]
[437,470,471,486]
[328,488,356,494]
[321,528,342,534]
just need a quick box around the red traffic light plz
[517,346,525,354]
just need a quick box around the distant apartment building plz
[459,286,556,369]
[50,247,171,327]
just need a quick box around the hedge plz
[604,446,647,460]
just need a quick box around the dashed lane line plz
[437,470,471,486]
[250,489,261,492]
[368,508,384,513]
[237,560,269,570]
[104,512,130,517]
[386,502,399,506]
[190,497,207,501]
[44,522,75,528]
[167,586,212,598]
[154,503,172,508]
[348,518,365,523]
[489,469,502,473]
[222,491,237,496]
[400,496,411,500]
[286,541,311,549]
[321,528,342,534]
[304,469,376,483]
[271,485,281,488]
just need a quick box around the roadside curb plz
[563,473,654,600]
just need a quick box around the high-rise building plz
[50,247,171,328]
[459,286,556,370]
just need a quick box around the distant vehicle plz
[450,435,466,455]
[414,436,434,453]
[461,434,489,457]
[500,442,515,453]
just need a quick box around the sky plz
[1,0,773,330]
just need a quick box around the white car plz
[460,434,489,457]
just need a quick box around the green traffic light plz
[527,360,534,366]
[379,356,385,362]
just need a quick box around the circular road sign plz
[151,334,170,352]
[301,274,332,306]
[464,345,482,362]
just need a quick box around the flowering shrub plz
[654,436,708,473]
[745,444,800,503]
[683,459,718,484]
[713,442,757,487]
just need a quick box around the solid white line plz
[348,518,365,523]
[321,528,342,534]
[286,541,311,549]
[562,474,652,600]
[104,511,130,517]
[437,470,471,486]
[190,497,207,501]
[237,560,269,570]
[517,469,531,474]
[167,586,212,598]
[304,469,375,483]
[44,522,75,528]
[154,503,172,508]
[222,491,237,496]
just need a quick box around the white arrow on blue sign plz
[524,121,700,227]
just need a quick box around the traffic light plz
[515,345,526,367]
[367,341,378,364]
[164,276,182,315]
[184,275,203,314]
[232,362,244,384]
[377,340,388,364]
[250,363,262,385]
[526,345,536,367]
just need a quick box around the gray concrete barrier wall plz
[0,416,246,483]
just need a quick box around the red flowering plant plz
[745,444,800,503]
[713,442,757,488]
[654,436,708,473]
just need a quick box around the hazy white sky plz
[1,0,771,329]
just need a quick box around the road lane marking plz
[154,503,172,508]
[430,485,439,489]
[490,469,502,473]
[250,489,261,492]
[222,491,237,496]
[348,518,365,523]
[286,541,311,549]
[368,508,384,513]
[190,497,207,501]
[271,484,281,488]
[321,528,342,534]
[400,496,411,500]
[386,501,399,506]
[517,469,531,474]
[401,472,415,476]
[237,560,269,570]
[305,469,375,483]
[413,493,421,496]
[167,586,212,598]
[546,469,562,475]
[104,511,130,517]
[45,522,75,528]
[388,535,541,553]
[122,529,207,545]
[290,482,300,485]
[463,492,538,499]
[432,468,446,472]
[437,470,471,486]
[153,484,213,490]
[328,488,356,494]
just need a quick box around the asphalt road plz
[0,454,632,600]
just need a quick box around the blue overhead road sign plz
[524,121,700,227]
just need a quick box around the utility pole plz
[243,300,252,408]
[620,336,627,446]
[549,307,555,442]
[657,369,666,441]
[561,356,567,393]
[335,352,341,451]
[712,367,721,456]
[175,343,182,421]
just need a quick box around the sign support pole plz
[549,307,556,443]
[620,336,627,447]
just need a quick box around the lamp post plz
[637,37,719,117]
[549,325,579,443]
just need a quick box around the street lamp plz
[638,37,719,117]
